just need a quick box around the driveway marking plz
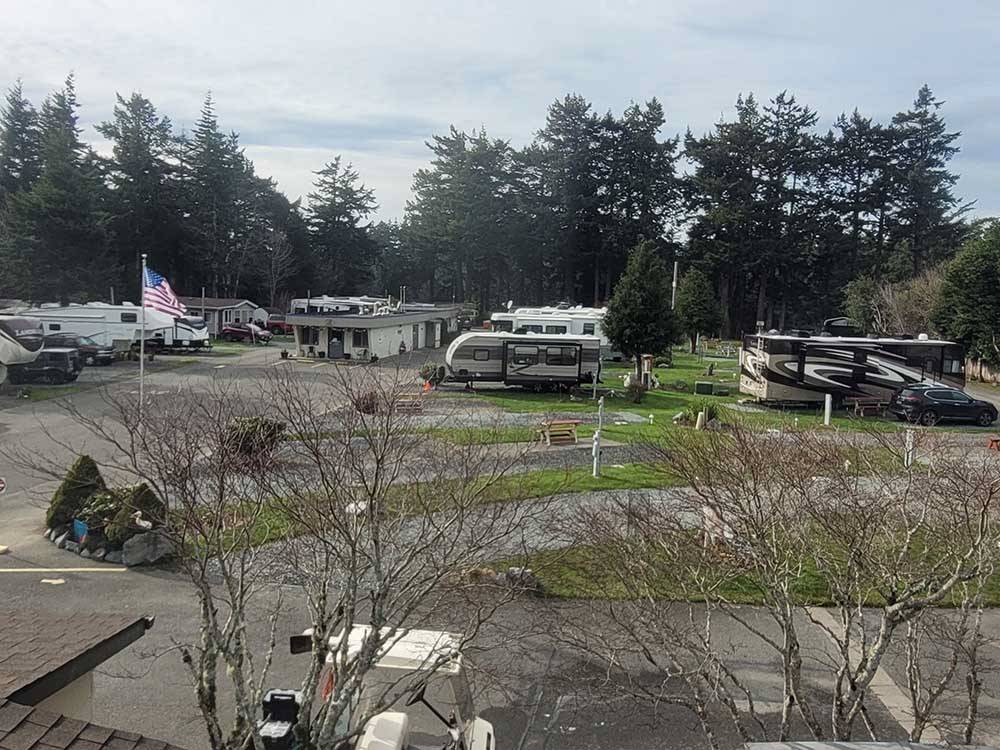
[0,567,127,573]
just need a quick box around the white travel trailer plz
[0,315,44,384]
[489,305,619,358]
[2,303,210,351]
[445,331,601,388]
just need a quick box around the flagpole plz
[139,254,147,421]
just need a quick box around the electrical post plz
[671,260,678,310]
[139,254,147,422]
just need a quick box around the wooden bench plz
[536,419,581,446]
[394,394,424,414]
[987,436,1000,452]
[846,397,887,418]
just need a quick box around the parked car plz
[7,348,82,384]
[221,321,273,344]
[888,386,998,426]
[265,313,293,335]
[44,332,114,366]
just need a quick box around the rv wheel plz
[918,409,938,426]
[85,355,95,366]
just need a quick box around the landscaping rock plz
[64,540,80,553]
[43,528,52,539]
[79,548,91,559]
[504,566,544,595]
[105,550,123,565]
[93,548,106,561]
[122,530,175,567]
[55,531,70,549]
[0,545,9,555]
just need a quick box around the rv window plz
[473,349,490,362]
[853,350,867,364]
[48,323,61,331]
[352,329,369,348]
[544,325,567,335]
[943,357,964,374]
[582,322,595,335]
[120,313,137,323]
[512,346,537,365]
[546,347,577,366]
[521,325,542,334]
[494,320,513,332]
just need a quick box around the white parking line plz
[213,364,226,369]
[271,360,291,367]
[310,362,328,369]
[0,567,127,573]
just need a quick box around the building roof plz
[177,297,257,311]
[287,306,461,329]
[0,612,153,705]
[0,701,185,750]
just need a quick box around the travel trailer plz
[1,303,210,351]
[489,304,619,359]
[445,331,601,388]
[0,315,44,384]
[740,331,966,403]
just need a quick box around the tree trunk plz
[689,333,697,354]
[719,273,733,338]
[755,273,768,328]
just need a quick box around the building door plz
[328,330,344,359]
[412,324,419,351]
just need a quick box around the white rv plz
[445,331,601,389]
[489,305,619,359]
[0,315,44,384]
[2,303,210,351]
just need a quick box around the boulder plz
[55,531,71,549]
[64,540,80,553]
[504,566,544,596]
[105,550,123,565]
[93,548,106,561]
[79,548,91,559]
[122,530,175,567]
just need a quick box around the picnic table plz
[988,436,1000,452]
[845,397,888,417]
[394,392,424,414]
[536,419,583,446]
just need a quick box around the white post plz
[592,369,598,400]
[593,396,605,478]
[139,254,147,421]
[824,393,833,427]
[904,428,915,468]
[671,260,678,310]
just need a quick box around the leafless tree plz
[3,364,546,750]
[258,229,297,307]
[870,266,945,336]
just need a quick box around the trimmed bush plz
[683,399,720,424]
[353,390,381,414]
[625,381,647,404]
[47,455,106,528]
[225,417,286,456]
[79,490,123,529]
[106,483,165,547]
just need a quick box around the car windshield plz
[78,336,99,346]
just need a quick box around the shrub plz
[673,380,690,392]
[353,390,381,414]
[47,455,106,528]
[225,417,286,456]
[625,381,647,404]
[106,483,166,547]
[419,363,446,386]
[653,356,672,368]
[79,490,123,529]
[683,399,720,424]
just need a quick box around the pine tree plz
[675,269,721,352]
[602,239,676,376]
[0,80,42,203]
[307,156,377,294]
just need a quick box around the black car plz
[7,348,82,385]
[44,332,114,366]
[889,386,998,426]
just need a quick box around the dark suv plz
[44,333,114,366]
[889,386,997,426]
[7,348,82,385]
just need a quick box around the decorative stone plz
[43,528,52,539]
[55,531,70,549]
[64,540,80,553]
[0,545,9,555]
[105,550,123,565]
[122,530,175,567]
[504,566,544,595]
[93,548,106,561]
[79,548,91,559]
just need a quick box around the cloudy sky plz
[4,0,998,221]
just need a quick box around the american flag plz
[143,267,187,317]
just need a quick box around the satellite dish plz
[506,300,513,311]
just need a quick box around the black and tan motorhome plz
[445,331,601,388]
[740,332,966,403]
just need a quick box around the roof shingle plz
[0,704,183,750]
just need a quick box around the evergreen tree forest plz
[0,78,976,335]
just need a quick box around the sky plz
[3,0,999,222]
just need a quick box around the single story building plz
[286,296,461,360]
[177,296,259,337]
[0,611,154,721]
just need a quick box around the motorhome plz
[740,331,966,403]
[0,315,44,384]
[1,303,210,351]
[489,305,619,358]
[445,331,601,388]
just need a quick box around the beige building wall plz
[36,671,95,721]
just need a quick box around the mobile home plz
[445,331,601,388]
[740,332,966,403]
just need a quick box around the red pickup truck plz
[265,314,293,335]
[221,322,273,344]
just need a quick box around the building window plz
[943,357,964,374]
[352,329,369,348]
[512,346,537,365]
[204,311,213,322]
[224,309,232,323]
[544,325,567,334]
[546,346,577,366]
[582,322,595,335]
[473,349,490,362]
[120,313,137,323]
